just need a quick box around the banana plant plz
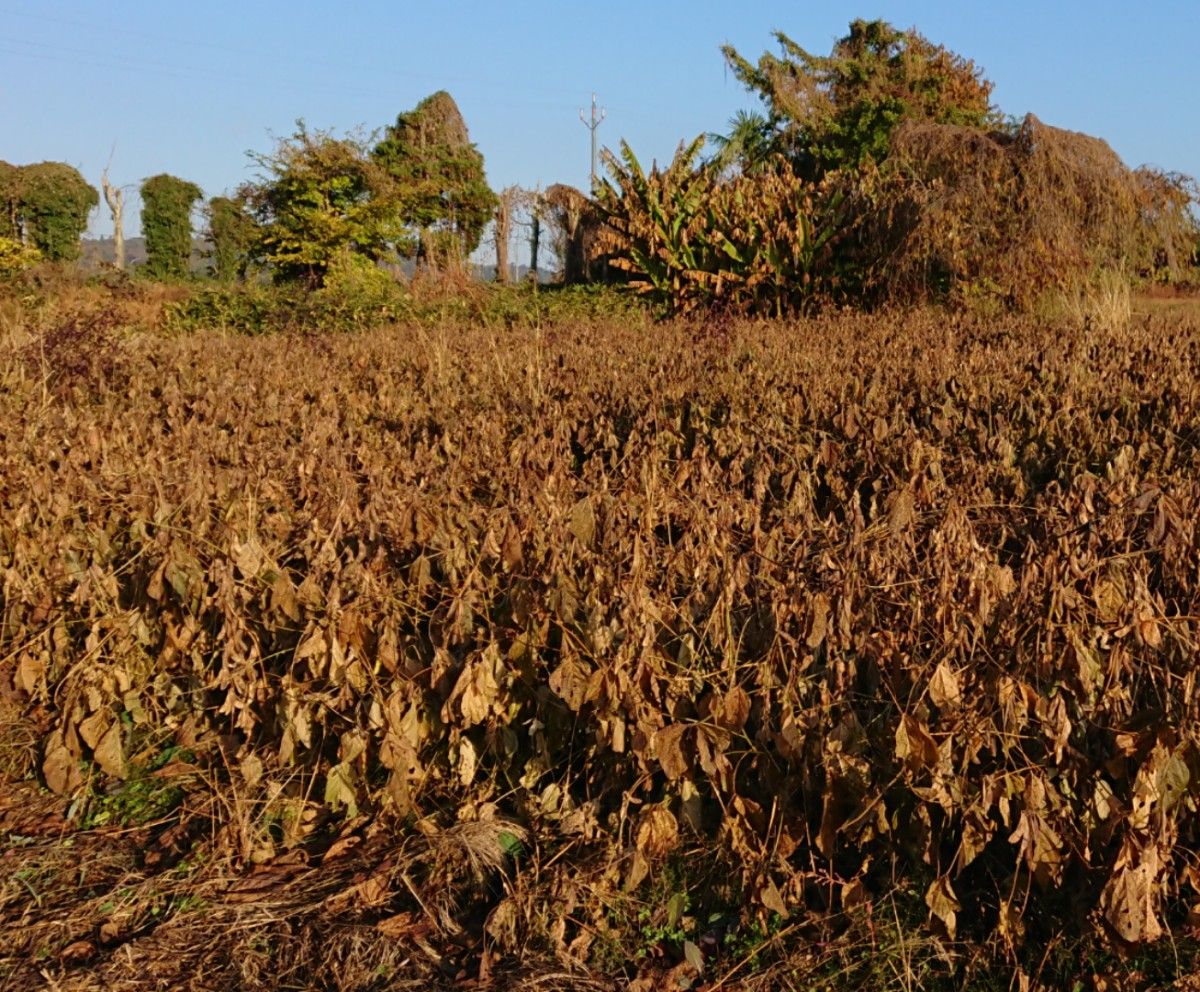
[597,136,847,316]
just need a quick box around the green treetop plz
[205,195,258,281]
[244,123,407,286]
[373,90,496,266]
[722,19,998,177]
[141,174,203,278]
[7,162,98,261]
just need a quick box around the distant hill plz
[81,236,210,274]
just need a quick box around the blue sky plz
[2,1,1197,238]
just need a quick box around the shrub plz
[244,123,406,287]
[18,306,127,397]
[722,19,997,177]
[373,90,497,264]
[0,235,41,277]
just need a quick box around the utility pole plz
[579,92,606,192]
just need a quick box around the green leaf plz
[498,830,524,856]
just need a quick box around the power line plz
[0,9,587,113]
[0,35,388,99]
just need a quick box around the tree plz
[244,123,406,286]
[493,185,522,283]
[0,161,19,240]
[205,195,257,281]
[545,184,602,285]
[528,190,543,281]
[141,174,203,278]
[11,163,97,261]
[707,110,776,176]
[373,91,496,267]
[722,19,997,176]
[101,163,126,270]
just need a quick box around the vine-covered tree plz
[373,91,496,266]
[5,162,97,261]
[722,19,997,176]
[0,161,20,240]
[244,123,406,286]
[141,174,203,278]
[205,194,257,281]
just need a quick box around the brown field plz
[2,299,1200,991]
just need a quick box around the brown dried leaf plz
[759,877,787,916]
[655,724,691,781]
[635,806,679,859]
[1101,841,1164,943]
[624,850,650,892]
[456,737,478,787]
[42,732,82,795]
[929,660,962,711]
[59,940,97,965]
[569,497,597,549]
[16,652,46,695]
[888,487,916,535]
[719,686,751,732]
[841,877,868,910]
[895,714,938,770]
[548,655,590,712]
[925,875,960,937]
[455,646,503,727]
[93,721,127,778]
[1008,810,1063,881]
[807,593,830,649]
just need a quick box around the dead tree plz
[493,186,519,284]
[100,164,125,270]
[545,184,590,284]
[528,190,543,281]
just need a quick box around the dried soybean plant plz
[2,304,1200,987]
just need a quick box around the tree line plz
[0,90,499,284]
[3,21,1196,307]
[596,18,1199,314]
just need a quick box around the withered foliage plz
[3,307,1200,988]
[601,114,1198,318]
[864,114,1199,307]
[17,306,129,398]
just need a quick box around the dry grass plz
[1040,270,1134,334]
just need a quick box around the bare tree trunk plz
[494,217,509,284]
[101,167,125,270]
[494,187,515,284]
[529,215,540,283]
[564,203,586,284]
[528,192,543,283]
